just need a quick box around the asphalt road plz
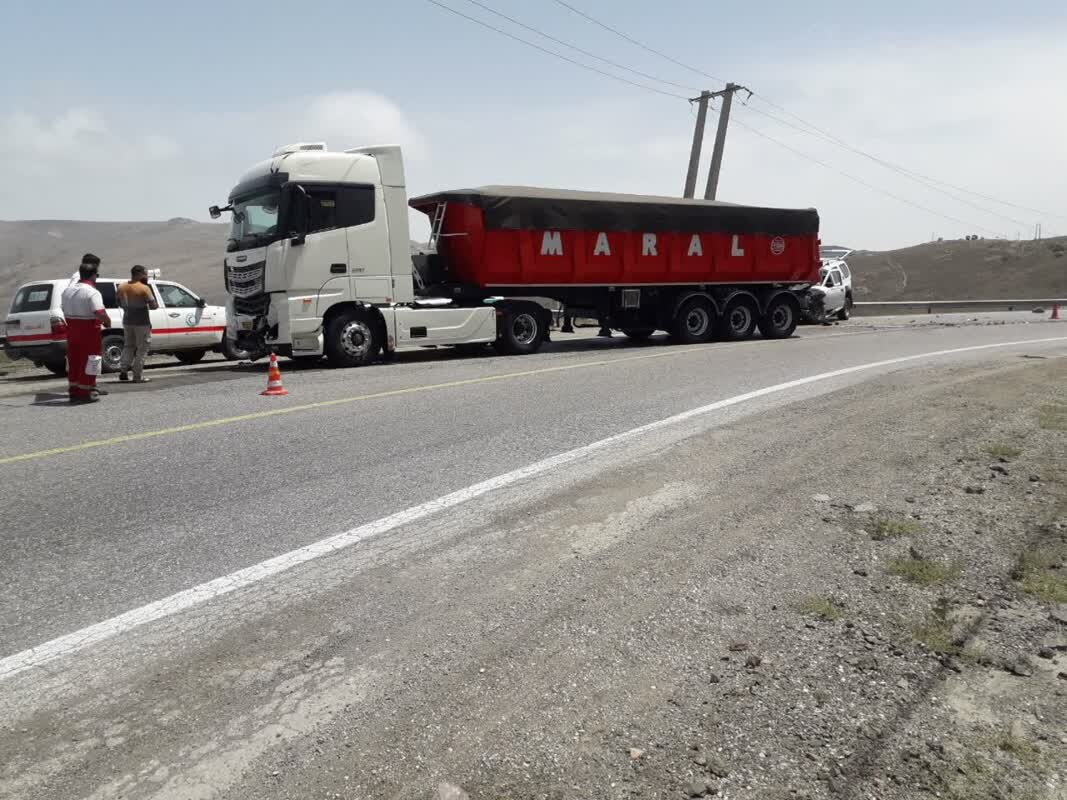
[1,316,1065,800]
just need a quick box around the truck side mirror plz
[286,185,309,247]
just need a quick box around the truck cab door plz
[279,186,352,312]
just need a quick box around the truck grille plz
[233,294,270,317]
[226,261,265,298]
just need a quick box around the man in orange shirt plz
[117,265,158,383]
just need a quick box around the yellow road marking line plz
[0,328,875,466]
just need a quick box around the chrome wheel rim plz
[340,320,372,358]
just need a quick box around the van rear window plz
[11,285,54,313]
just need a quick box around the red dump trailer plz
[410,186,824,343]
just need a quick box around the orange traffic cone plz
[1052,303,1061,320]
[261,353,288,396]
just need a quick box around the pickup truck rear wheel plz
[325,308,380,367]
[670,297,716,344]
[101,334,125,373]
[836,294,853,321]
[175,349,207,365]
[494,305,545,355]
[758,295,799,339]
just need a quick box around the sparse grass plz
[869,516,924,541]
[985,442,1022,460]
[888,556,960,586]
[993,733,1042,765]
[1016,541,1067,603]
[1038,403,1067,432]
[912,597,960,654]
[797,595,845,621]
[959,638,993,666]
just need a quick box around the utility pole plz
[683,91,711,199]
[704,83,751,200]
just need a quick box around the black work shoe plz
[119,372,129,381]
[93,387,109,396]
[70,395,100,404]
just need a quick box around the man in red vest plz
[60,254,111,403]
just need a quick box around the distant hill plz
[3,221,1064,305]
[850,236,1067,300]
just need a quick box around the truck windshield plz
[228,190,281,252]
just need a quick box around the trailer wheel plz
[325,308,380,367]
[719,296,759,341]
[758,295,799,339]
[494,305,544,355]
[621,328,655,341]
[670,297,716,344]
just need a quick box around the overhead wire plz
[422,0,689,100]
[551,0,1063,225]
[457,0,700,93]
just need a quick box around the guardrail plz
[853,299,1065,316]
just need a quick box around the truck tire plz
[102,334,125,373]
[621,328,655,341]
[221,336,249,361]
[719,296,759,341]
[175,349,207,365]
[670,297,716,344]
[45,360,67,377]
[494,305,545,355]
[758,295,799,339]
[325,308,380,367]
[836,294,852,321]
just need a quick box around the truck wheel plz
[325,308,380,367]
[45,360,67,377]
[670,297,716,344]
[621,328,655,341]
[494,306,544,355]
[102,334,125,373]
[221,336,249,361]
[758,295,799,339]
[836,295,853,321]
[175,349,207,365]
[719,297,759,341]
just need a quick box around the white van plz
[2,277,244,375]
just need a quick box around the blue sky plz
[3,0,1065,247]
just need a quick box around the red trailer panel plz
[411,186,821,288]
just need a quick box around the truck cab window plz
[304,186,375,233]
[307,190,339,234]
[338,186,375,227]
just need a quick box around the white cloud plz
[301,91,427,161]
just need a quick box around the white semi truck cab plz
[211,143,508,366]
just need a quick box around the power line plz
[422,0,688,100]
[552,0,727,85]
[551,0,1064,223]
[731,117,1004,236]
[458,0,699,93]
[735,103,1033,229]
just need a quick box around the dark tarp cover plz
[410,185,819,236]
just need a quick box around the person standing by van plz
[60,255,111,403]
[117,265,158,383]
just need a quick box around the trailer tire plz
[494,305,544,355]
[325,308,380,367]
[758,295,800,339]
[621,328,655,341]
[719,296,759,341]
[669,297,716,344]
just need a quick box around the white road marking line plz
[2,335,1065,681]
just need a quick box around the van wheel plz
[494,305,545,355]
[758,295,799,339]
[175,349,207,365]
[102,334,125,373]
[719,297,759,341]
[325,308,380,367]
[670,297,716,344]
[621,328,655,341]
[45,360,67,377]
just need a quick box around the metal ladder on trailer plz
[427,201,448,253]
